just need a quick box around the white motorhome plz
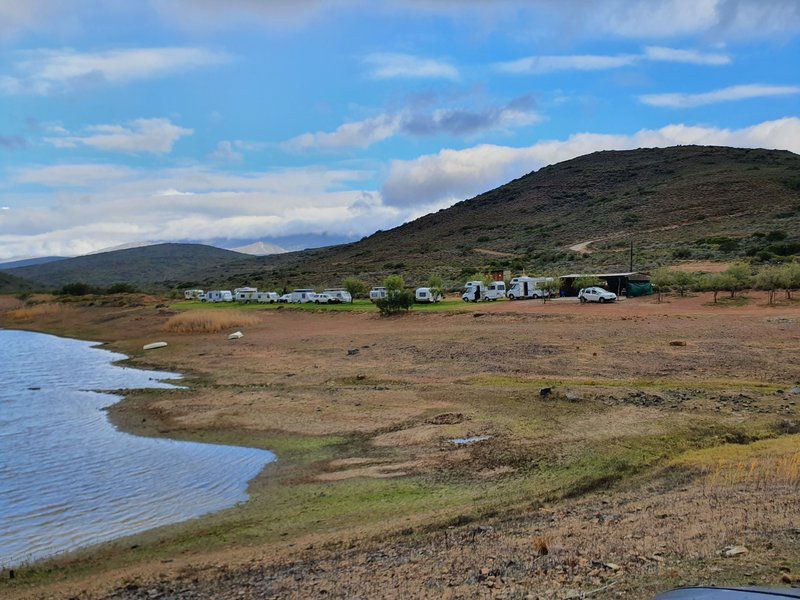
[369,287,388,302]
[461,280,485,302]
[183,289,204,300]
[203,290,233,303]
[415,287,442,303]
[289,289,316,303]
[506,276,553,300]
[483,281,506,301]
[254,291,279,303]
[323,288,352,303]
[234,287,258,303]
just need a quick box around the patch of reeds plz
[163,310,259,333]
[5,303,74,321]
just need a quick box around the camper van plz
[484,281,506,301]
[234,287,258,303]
[415,287,442,303]
[506,276,552,300]
[183,289,204,300]
[254,291,279,303]
[461,281,485,302]
[369,287,388,302]
[323,289,353,303]
[289,289,316,303]
[203,290,233,303]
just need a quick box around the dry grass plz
[163,310,260,334]
[5,303,74,321]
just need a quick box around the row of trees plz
[651,262,800,304]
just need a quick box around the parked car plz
[323,289,352,303]
[578,286,617,303]
[277,293,291,303]
[415,287,442,303]
[314,292,334,304]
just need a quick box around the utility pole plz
[629,241,634,272]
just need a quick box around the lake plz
[0,329,275,568]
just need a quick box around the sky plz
[1,0,799,260]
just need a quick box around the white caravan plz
[289,289,317,303]
[183,289,204,300]
[415,287,442,303]
[255,291,279,303]
[461,280,485,302]
[369,287,388,302]
[234,287,258,303]
[506,276,552,300]
[483,281,506,301]
[204,290,233,303]
[323,288,353,303]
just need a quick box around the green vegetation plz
[342,277,367,299]
[375,275,415,315]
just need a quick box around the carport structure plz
[560,272,652,297]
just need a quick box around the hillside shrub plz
[375,290,414,315]
[106,282,139,294]
[60,282,94,296]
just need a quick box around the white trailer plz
[234,287,258,303]
[461,280,485,302]
[483,281,506,301]
[506,276,552,300]
[415,287,442,303]
[204,290,233,303]
[323,288,352,303]
[290,289,316,303]
[254,291,279,303]
[369,287,388,302]
[183,289,204,300]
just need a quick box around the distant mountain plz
[0,271,34,294]
[6,243,248,289]
[228,241,288,255]
[86,241,164,255]
[0,256,67,270]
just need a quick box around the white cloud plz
[14,164,134,186]
[284,114,403,152]
[495,54,638,74]
[363,53,459,81]
[1,47,231,95]
[643,46,731,65]
[45,118,192,154]
[640,84,800,108]
[381,117,800,206]
[208,140,243,162]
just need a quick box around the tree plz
[697,272,731,304]
[106,282,139,294]
[427,275,444,301]
[671,270,696,297]
[650,267,674,302]
[573,276,603,291]
[384,274,405,293]
[60,282,93,296]
[343,277,367,299]
[780,262,800,300]
[755,265,784,305]
[725,262,752,298]
[539,276,561,303]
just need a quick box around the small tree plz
[726,262,752,298]
[650,267,674,302]
[384,274,405,293]
[427,275,444,301]
[343,277,367,299]
[60,282,93,296]
[671,270,696,297]
[755,265,784,305]
[698,272,730,304]
[780,262,800,300]
[539,276,561,303]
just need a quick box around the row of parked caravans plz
[460,276,554,302]
[184,287,353,304]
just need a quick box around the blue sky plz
[1,0,799,260]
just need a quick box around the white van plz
[255,291,279,303]
[483,281,506,301]
[290,289,316,303]
[323,289,353,303]
[183,289,204,300]
[462,280,485,302]
[234,287,258,303]
[369,287,388,302]
[506,276,552,300]
[204,290,233,303]
[415,287,442,303]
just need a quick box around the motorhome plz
[183,289,204,300]
[415,287,442,303]
[203,290,233,303]
[461,280,485,302]
[254,291,279,303]
[506,276,552,300]
[484,281,506,301]
[289,289,317,303]
[234,287,258,303]
[323,288,353,303]
[369,287,388,302]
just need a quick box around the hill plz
[6,243,247,290]
[0,256,67,270]
[201,145,800,290]
[0,271,35,294]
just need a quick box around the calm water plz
[0,330,275,568]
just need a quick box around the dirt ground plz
[1,292,799,599]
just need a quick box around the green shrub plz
[106,282,139,294]
[60,282,94,296]
[375,290,414,315]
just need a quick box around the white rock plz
[228,331,244,340]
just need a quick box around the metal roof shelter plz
[559,272,651,297]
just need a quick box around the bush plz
[342,277,367,299]
[106,282,139,294]
[384,274,405,293]
[60,282,94,296]
[375,289,415,315]
[766,230,788,242]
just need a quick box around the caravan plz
[323,288,352,303]
[461,280,485,302]
[234,287,258,303]
[484,281,506,301]
[369,287,388,302]
[203,290,233,303]
[506,276,552,300]
[183,289,204,300]
[415,287,442,303]
[289,289,316,303]
[254,291,279,303]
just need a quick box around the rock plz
[781,573,793,584]
[722,545,748,557]
[603,562,621,571]
[790,386,800,395]
[228,331,243,339]
[669,341,687,346]
[356,374,366,380]
[347,348,360,356]
[539,387,552,397]
[565,393,582,402]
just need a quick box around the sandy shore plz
[2,293,799,598]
